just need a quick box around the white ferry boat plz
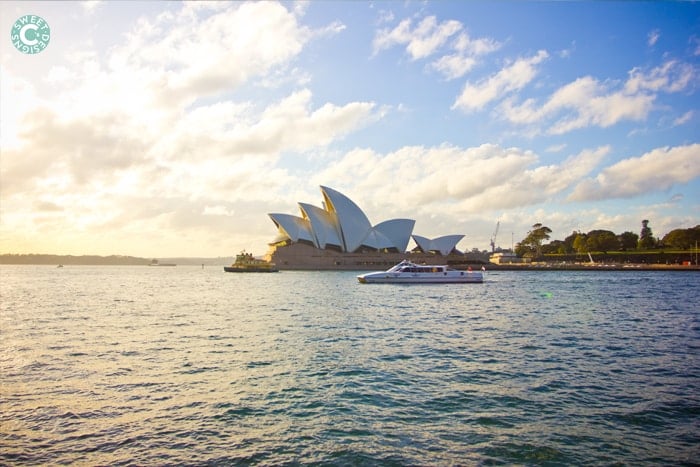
[357,260,483,284]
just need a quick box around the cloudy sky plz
[1,1,698,257]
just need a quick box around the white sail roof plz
[268,213,314,244]
[360,229,394,250]
[268,186,463,255]
[412,234,464,255]
[320,186,372,253]
[373,219,415,252]
[298,202,342,250]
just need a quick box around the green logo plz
[11,15,50,54]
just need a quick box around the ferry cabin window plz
[402,267,436,273]
[402,267,447,273]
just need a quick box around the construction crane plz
[490,221,500,252]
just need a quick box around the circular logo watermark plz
[11,15,50,54]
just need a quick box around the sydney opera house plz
[264,186,480,270]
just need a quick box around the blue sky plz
[1,1,698,257]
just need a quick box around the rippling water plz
[1,265,698,465]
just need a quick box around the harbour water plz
[1,265,698,465]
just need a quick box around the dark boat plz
[224,251,279,273]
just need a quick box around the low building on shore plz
[489,251,530,264]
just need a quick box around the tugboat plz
[224,251,279,273]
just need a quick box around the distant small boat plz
[357,259,483,284]
[57,264,63,268]
[149,259,176,267]
[224,251,279,273]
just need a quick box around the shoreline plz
[1,262,698,271]
[482,262,700,272]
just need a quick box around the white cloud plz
[569,144,700,201]
[545,78,654,134]
[219,89,377,155]
[453,50,549,112]
[376,9,395,25]
[1,86,377,202]
[546,143,567,153]
[558,42,576,59]
[453,32,501,57]
[454,146,607,212]
[0,2,379,256]
[409,17,464,59]
[373,16,501,81]
[431,54,477,80]
[373,16,462,60]
[315,144,538,216]
[81,0,102,14]
[625,60,694,94]
[673,110,694,126]
[499,60,695,135]
[2,2,696,257]
[431,32,501,80]
[302,144,610,248]
[0,71,43,150]
[648,29,660,47]
[106,2,311,106]
[314,144,606,220]
[314,20,346,37]
[203,205,236,216]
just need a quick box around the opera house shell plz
[266,186,475,270]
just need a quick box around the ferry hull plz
[224,266,279,273]
[357,271,483,284]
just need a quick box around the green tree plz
[542,240,566,254]
[519,223,552,258]
[618,231,639,250]
[662,228,691,249]
[661,225,700,249]
[514,242,530,257]
[638,219,656,249]
[585,229,619,252]
[562,231,580,254]
[573,233,588,253]
[599,231,620,252]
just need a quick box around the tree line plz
[515,221,700,257]
[0,254,152,265]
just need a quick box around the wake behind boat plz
[357,259,483,284]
